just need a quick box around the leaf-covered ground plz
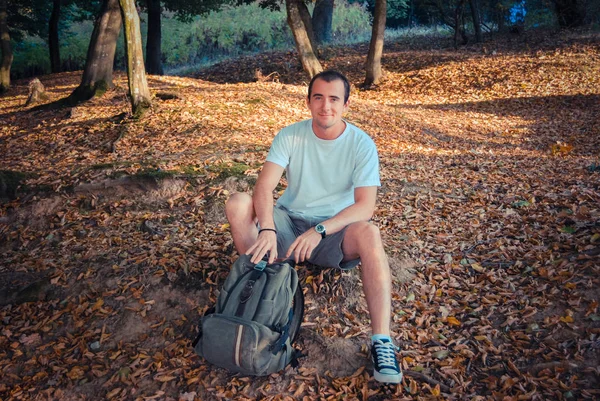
[1,29,599,400]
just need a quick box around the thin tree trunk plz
[312,0,334,44]
[364,0,386,87]
[453,0,467,48]
[469,0,482,43]
[298,0,319,55]
[49,0,61,73]
[68,0,122,103]
[286,0,322,78]
[145,0,163,75]
[119,0,152,118]
[0,0,12,93]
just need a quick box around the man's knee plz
[344,221,384,257]
[225,192,253,221]
[348,221,382,243]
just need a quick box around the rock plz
[25,78,49,106]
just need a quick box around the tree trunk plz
[120,0,152,118]
[553,0,583,28]
[312,0,334,44]
[453,0,467,48]
[298,0,319,55]
[68,0,122,103]
[0,0,12,93]
[469,0,482,43]
[364,0,386,87]
[145,0,163,75]
[286,0,322,78]
[49,0,61,73]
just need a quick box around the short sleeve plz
[352,137,380,187]
[266,130,291,168]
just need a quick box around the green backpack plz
[193,254,304,376]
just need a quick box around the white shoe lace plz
[373,340,398,369]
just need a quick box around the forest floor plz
[1,29,599,401]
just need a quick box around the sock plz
[371,334,392,344]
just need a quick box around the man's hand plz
[286,228,322,263]
[246,231,278,264]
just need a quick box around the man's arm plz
[246,161,285,264]
[286,186,377,263]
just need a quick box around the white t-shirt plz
[266,119,380,219]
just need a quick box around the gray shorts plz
[272,205,360,270]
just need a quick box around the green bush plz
[331,1,372,44]
[11,36,50,79]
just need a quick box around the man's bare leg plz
[225,193,258,254]
[341,221,392,336]
[342,221,401,384]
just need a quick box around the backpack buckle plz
[254,260,267,271]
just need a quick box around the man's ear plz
[306,97,310,108]
[343,98,350,111]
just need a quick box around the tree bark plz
[298,0,319,54]
[364,0,386,87]
[0,0,12,93]
[312,0,334,44]
[49,0,61,73]
[120,0,152,118]
[68,0,122,103]
[469,0,482,43]
[453,0,467,48]
[145,0,163,75]
[286,0,322,78]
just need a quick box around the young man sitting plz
[225,70,402,384]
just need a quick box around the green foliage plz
[57,20,94,69]
[386,0,409,20]
[349,0,407,26]
[161,4,293,68]
[162,0,227,22]
[6,0,52,41]
[330,1,372,44]
[11,36,50,80]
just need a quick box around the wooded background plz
[2,0,600,99]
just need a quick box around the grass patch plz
[133,168,180,180]
[207,162,252,179]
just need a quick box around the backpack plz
[193,254,304,376]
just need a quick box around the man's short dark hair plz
[308,70,351,104]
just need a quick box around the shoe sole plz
[374,370,402,384]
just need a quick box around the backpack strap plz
[235,260,267,317]
[270,308,293,354]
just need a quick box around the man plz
[225,70,401,384]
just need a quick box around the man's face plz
[306,78,349,132]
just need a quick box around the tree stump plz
[25,78,48,106]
